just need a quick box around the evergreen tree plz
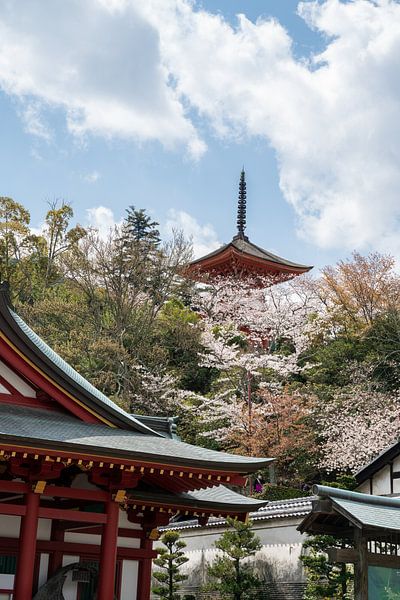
[122,205,160,245]
[152,530,189,600]
[207,517,263,600]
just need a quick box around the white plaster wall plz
[0,515,20,538]
[38,554,49,588]
[393,456,400,471]
[120,560,138,600]
[0,574,14,593]
[62,555,79,600]
[356,481,370,494]
[0,360,36,396]
[393,477,400,495]
[372,465,391,495]
[37,518,51,541]
[118,511,141,530]
[169,518,307,589]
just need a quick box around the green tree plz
[152,530,189,600]
[43,200,86,285]
[207,517,263,600]
[0,196,30,284]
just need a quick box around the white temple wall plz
[38,554,49,588]
[0,515,20,537]
[120,560,138,600]
[172,517,306,590]
[371,464,391,495]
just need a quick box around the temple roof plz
[0,403,271,473]
[163,496,313,531]
[186,171,312,280]
[130,484,267,514]
[0,285,162,436]
[299,485,400,535]
[189,235,312,272]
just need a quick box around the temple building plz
[186,170,312,283]
[0,285,270,600]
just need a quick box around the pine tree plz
[152,530,189,600]
[207,517,263,600]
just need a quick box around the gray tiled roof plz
[301,485,400,534]
[0,404,271,472]
[10,309,157,435]
[163,496,312,531]
[190,237,312,270]
[130,484,267,512]
[333,497,400,531]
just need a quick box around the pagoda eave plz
[186,247,311,282]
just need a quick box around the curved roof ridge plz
[0,286,159,436]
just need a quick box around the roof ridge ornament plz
[235,168,249,241]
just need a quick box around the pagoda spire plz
[236,168,247,239]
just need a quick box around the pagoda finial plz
[236,168,247,239]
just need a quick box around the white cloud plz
[83,170,100,183]
[164,209,221,258]
[0,0,204,159]
[2,1,400,254]
[86,206,118,238]
[19,101,52,141]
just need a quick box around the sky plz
[1,0,400,270]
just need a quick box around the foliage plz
[206,517,263,600]
[252,484,310,501]
[153,530,189,600]
[3,194,400,486]
[301,536,353,600]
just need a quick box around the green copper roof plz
[0,404,272,473]
[300,485,400,534]
[129,484,267,513]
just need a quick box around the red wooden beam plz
[0,480,29,494]
[0,480,109,502]
[45,484,109,502]
[65,525,144,538]
[0,503,26,516]
[0,537,157,560]
[39,507,107,523]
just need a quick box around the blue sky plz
[0,0,399,269]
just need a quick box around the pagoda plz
[186,170,312,282]
[0,285,270,600]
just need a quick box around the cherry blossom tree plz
[188,274,323,459]
[317,379,400,473]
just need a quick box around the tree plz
[318,251,400,331]
[207,517,263,600]
[43,200,86,285]
[152,530,189,600]
[316,376,400,473]
[301,535,353,600]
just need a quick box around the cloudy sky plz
[0,0,399,268]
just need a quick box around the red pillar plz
[137,539,153,600]
[97,500,119,600]
[14,490,40,600]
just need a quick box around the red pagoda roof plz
[186,170,312,281]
